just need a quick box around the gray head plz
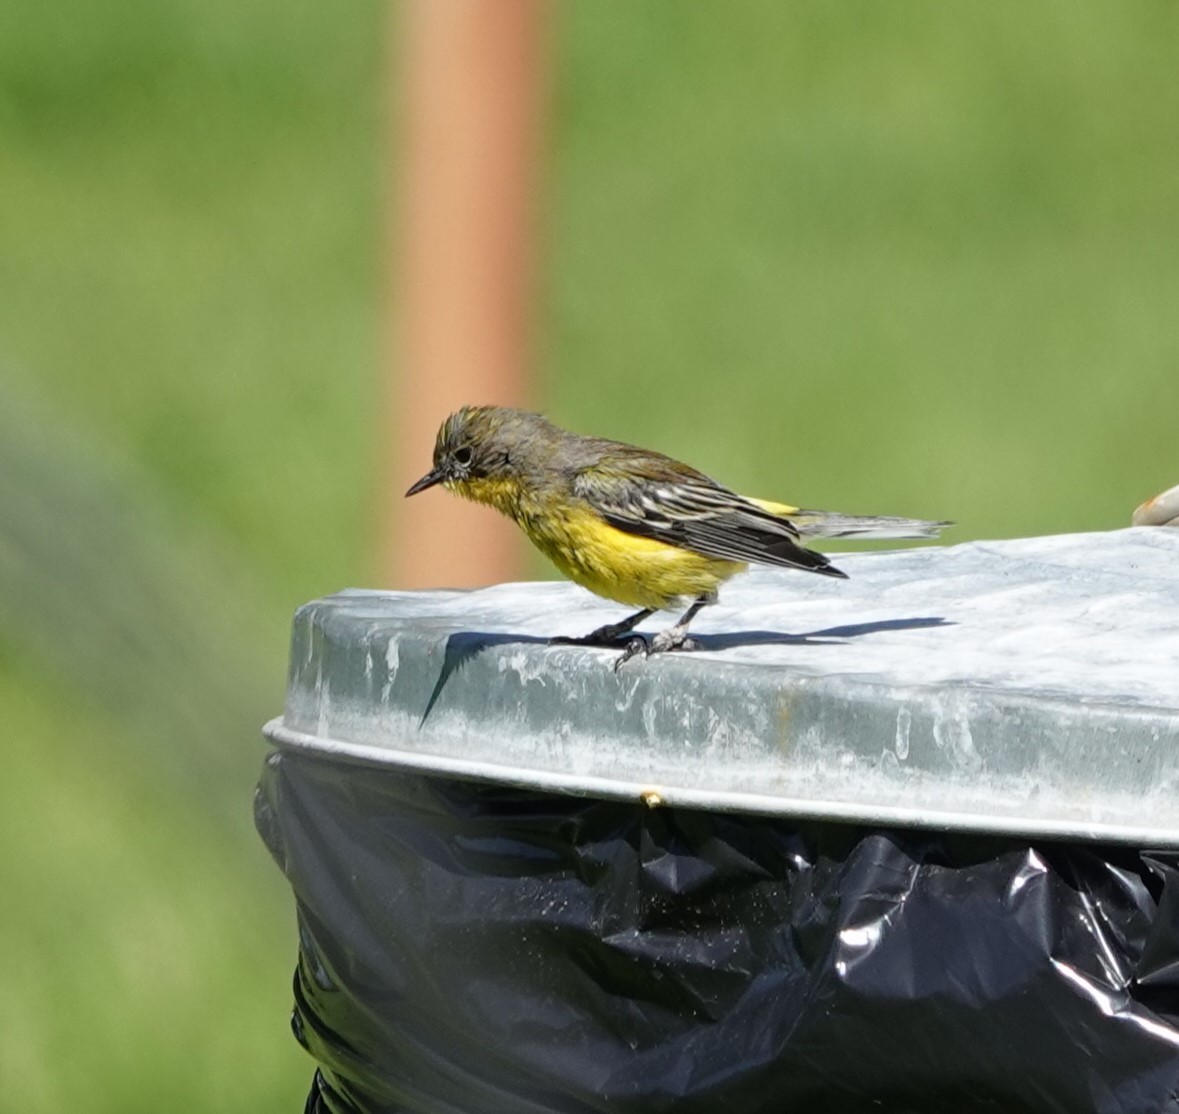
[405,406,559,496]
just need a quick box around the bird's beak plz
[405,468,445,497]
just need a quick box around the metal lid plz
[264,528,1179,846]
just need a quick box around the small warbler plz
[407,406,948,666]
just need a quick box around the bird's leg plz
[614,594,713,669]
[550,608,654,648]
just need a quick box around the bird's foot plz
[612,628,701,671]
[612,636,649,671]
[650,627,701,655]
[551,616,648,648]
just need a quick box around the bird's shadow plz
[699,615,952,651]
[420,616,952,726]
[420,631,549,727]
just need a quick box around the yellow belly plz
[445,475,745,609]
[523,504,744,610]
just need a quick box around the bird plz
[406,406,949,667]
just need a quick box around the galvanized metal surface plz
[264,528,1179,845]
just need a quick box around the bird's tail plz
[788,509,950,540]
[747,498,949,540]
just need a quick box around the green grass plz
[0,663,307,1114]
[2,2,1178,1110]
[548,2,1179,537]
[0,0,385,612]
[0,0,384,1108]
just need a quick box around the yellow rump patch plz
[748,496,800,516]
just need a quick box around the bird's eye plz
[453,446,473,466]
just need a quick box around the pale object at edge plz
[1133,482,1179,527]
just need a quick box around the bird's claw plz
[612,636,649,672]
[612,632,701,671]
[650,631,701,655]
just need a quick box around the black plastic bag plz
[256,749,1179,1114]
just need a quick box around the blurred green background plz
[1,2,1176,1110]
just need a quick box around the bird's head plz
[406,406,548,508]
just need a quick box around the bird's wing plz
[572,464,846,578]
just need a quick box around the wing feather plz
[572,468,847,579]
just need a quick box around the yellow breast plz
[523,502,743,610]
[447,475,744,609]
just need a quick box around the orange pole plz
[383,0,547,589]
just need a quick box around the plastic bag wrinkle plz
[258,752,1179,1114]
